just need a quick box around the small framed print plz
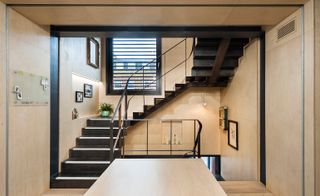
[87,38,100,68]
[84,84,93,98]
[228,120,238,150]
[75,91,83,103]
[219,106,228,131]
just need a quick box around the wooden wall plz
[59,37,101,168]
[5,8,51,196]
[0,2,7,196]
[219,40,259,181]
[265,9,303,196]
[314,0,320,194]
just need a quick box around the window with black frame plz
[106,38,161,95]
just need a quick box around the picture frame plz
[87,37,100,68]
[219,106,228,131]
[75,91,84,103]
[228,120,238,150]
[84,84,93,98]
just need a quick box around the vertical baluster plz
[109,120,114,162]
[146,120,149,157]
[170,120,173,156]
[185,38,187,83]
[193,120,196,158]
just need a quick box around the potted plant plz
[99,103,113,118]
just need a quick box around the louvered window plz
[107,38,161,95]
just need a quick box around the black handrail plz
[110,38,196,162]
[127,38,195,105]
[193,119,202,158]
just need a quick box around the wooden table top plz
[84,159,227,196]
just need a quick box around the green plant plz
[98,103,114,114]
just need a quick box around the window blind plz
[112,38,158,91]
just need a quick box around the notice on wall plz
[11,70,49,105]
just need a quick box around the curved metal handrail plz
[110,38,196,161]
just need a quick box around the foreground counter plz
[84,159,227,196]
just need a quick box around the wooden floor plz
[219,181,273,196]
[42,189,87,196]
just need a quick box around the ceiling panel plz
[11,6,299,26]
[2,0,307,5]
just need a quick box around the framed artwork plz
[228,120,238,150]
[87,38,100,68]
[75,91,84,103]
[84,84,93,98]
[219,106,228,131]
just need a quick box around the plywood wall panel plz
[315,0,320,194]
[303,1,315,195]
[7,8,50,196]
[220,40,259,181]
[59,37,101,167]
[265,9,303,196]
[0,2,6,196]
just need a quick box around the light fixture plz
[201,93,207,107]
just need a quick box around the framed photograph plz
[219,106,228,131]
[228,120,238,150]
[84,84,93,98]
[87,38,100,68]
[75,91,84,103]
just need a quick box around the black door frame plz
[49,25,266,184]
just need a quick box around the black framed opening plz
[49,25,265,185]
[106,37,162,95]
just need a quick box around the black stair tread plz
[74,144,111,148]
[194,47,244,58]
[55,173,100,178]
[71,146,119,150]
[64,157,111,162]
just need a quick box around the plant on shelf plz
[98,103,114,118]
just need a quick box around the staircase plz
[51,37,250,189]
[133,38,249,121]
[51,119,121,188]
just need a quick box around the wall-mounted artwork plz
[228,120,238,150]
[75,91,83,103]
[84,84,93,98]
[11,70,49,105]
[87,37,100,68]
[219,106,228,130]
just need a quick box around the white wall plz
[220,40,259,181]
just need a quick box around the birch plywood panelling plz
[1,0,308,5]
[10,6,299,26]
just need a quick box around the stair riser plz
[82,129,119,137]
[193,59,238,68]
[194,48,243,58]
[69,150,121,159]
[76,138,117,146]
[61,163,108,175]
[50,179,95,189]
[87,119,119,127]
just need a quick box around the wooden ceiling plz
[1,0,307,26]
[1,0,308,5]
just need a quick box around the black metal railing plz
[109,38,198,162]
[122,119,202,158]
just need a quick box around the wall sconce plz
[72,108,79,120]
[201,93,207,107]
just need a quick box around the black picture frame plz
[87,37,100,68]
[75,91,83,103]
[84,84,93,98]
[228,120,239,150]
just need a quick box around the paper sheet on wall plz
[11,70,49,105]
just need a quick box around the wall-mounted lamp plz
[201,93,207,107]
